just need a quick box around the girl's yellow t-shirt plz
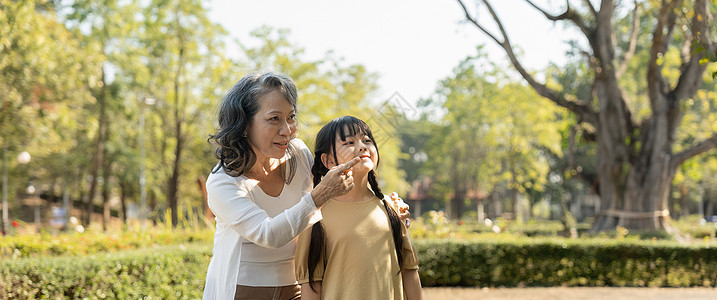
[295,195,419,300]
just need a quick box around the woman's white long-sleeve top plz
[202,138,321,300]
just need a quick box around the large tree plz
[455,0,717,231]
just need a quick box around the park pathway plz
[424,287,717,300]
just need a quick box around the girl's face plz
[323,129,378,174]
[246,89,297,161]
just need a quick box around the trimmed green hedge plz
[0,244,212,299]
[2,239,716,298]
[416,239,717,287]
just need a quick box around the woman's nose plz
[279,120,293,136]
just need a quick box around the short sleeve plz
[294,225,325,284]
[400,222,419,269]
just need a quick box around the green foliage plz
[415,239,717,287]
[0,244,212,299]
[0,228,213,258]
[415,49,567,218]
[0,0,98,207]
[673,215,717,240]
[409,214,717,241]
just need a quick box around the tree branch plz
[647,1,678,102]
[455,0,503,45]
[671,133,717,170]
[524,0,592,37]
[583,0,597,18]
[672,0,713,101]
[455,0,597,125]
[616,0,639,78]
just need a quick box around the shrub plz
[415,238,717,287]
[0,244,212,299]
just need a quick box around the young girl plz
[294,116,423,300]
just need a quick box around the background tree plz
[137,0,232,227]
[418,51,564,219]
[1,0,98,230]
[63,0,139,228]
[455,0,717,232]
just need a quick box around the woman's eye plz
[364,139,372,144]
[269,116,279,122]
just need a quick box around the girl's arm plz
[300,282,321,300]
[401,268,423,300]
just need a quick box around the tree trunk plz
[451,187,466,220]
[119,181,127,224]
[591,87,676,231]
[167,27,185,228]
[491,190,502,220]
[511,187,520,221]
[85,68,107,226]
[101,130,112,231]
[101,163,111,231]
[476,198,484,223]
[168,121,182,227]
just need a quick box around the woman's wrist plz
[310,185,330,208]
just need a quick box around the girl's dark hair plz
[307,116,403,292]
[209,72,299,183]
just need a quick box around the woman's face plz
[246,89,297,161]
[324,130,378,174]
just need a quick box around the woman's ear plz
[321,153,335,168]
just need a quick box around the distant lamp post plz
[2,150,30,235]
[139,96,155,229]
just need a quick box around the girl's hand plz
[388,192,411,228]
[311,157,360,207]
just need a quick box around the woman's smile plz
[274,141,290,150]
